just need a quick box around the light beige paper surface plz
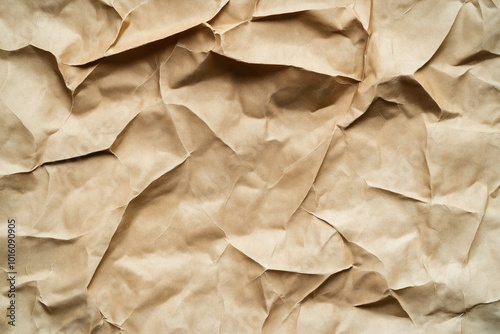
[1,0,500,333]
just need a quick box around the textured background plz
[1,0,500,333]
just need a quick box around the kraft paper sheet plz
[1,0,500,333]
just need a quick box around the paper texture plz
[1,0,500,333]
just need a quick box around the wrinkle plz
[166,103,270,184]
[464,188,491,264]
[213,43,362,81]
[415,2,468,74]
[354,293,413,320]
[105,0,228,57]
[85,160,187,290]
[301,208,388,272]
[364,179,430,204]
[270,135,331,189]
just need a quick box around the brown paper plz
[1,0,500,332]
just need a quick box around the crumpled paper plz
[1,0,500,333]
